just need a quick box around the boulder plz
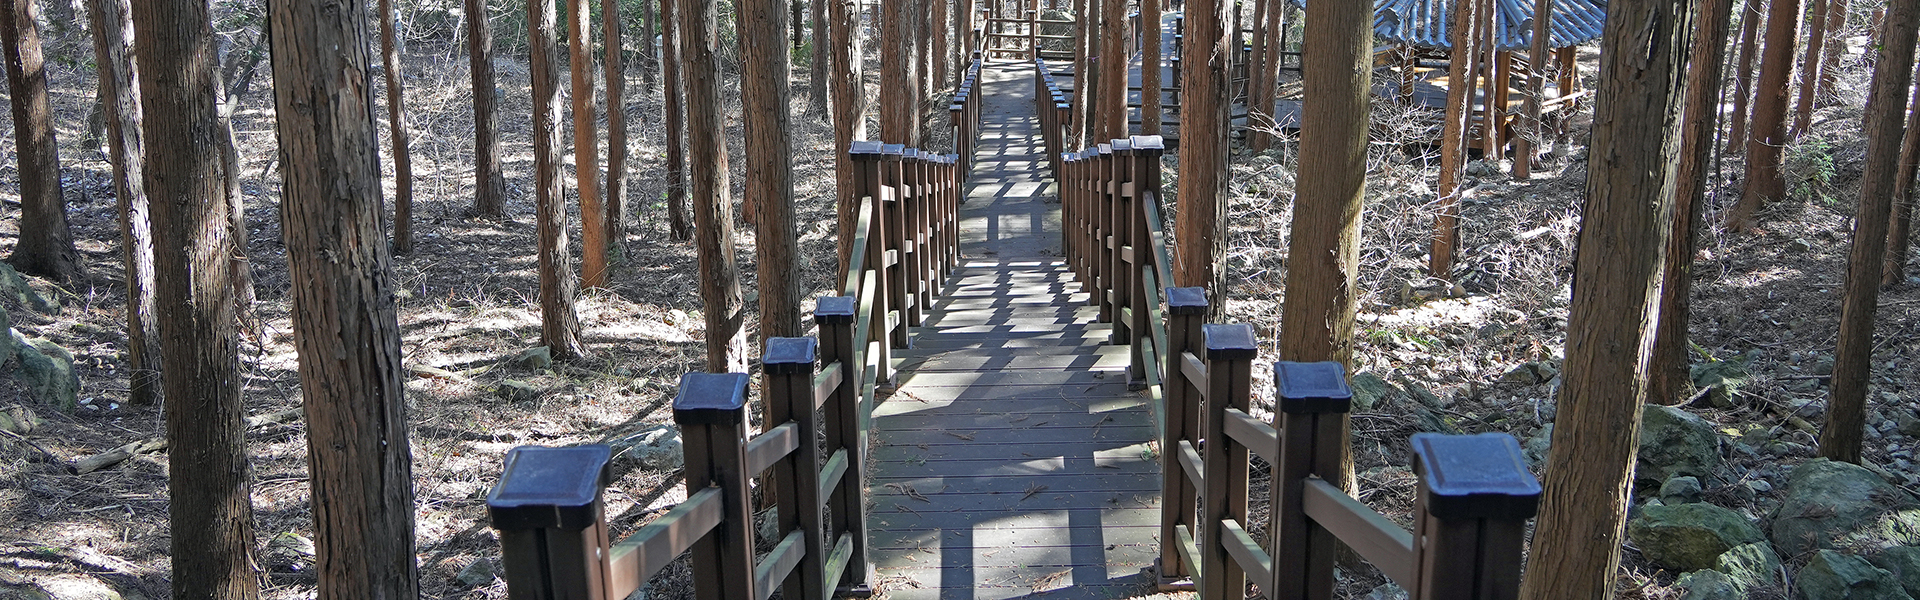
[1771,460,1920,557]
[456,558,497,587]
[264,532,316,573]
[1524,425,1553,467]
[11,331,78,410]
[1797,550,1913,600]
[608,424,683,471]
[1690,358,1750,408]
[495,380,541,402]
[1661,476,1705,504]
[511,346,552,370]
[1627,502,1764,571]
[1716,542,1783,594]
[1675,569,1741,600]
[0,263,58,314]
[1871,547,1920,597]
[1638,405,1724,484]
[1348,372,1393,412]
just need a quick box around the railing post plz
[674,372,758,600]
[1069,150,1089,288]
[1199,324,1256,600]
[850,142,895,382]
[1111,138,1137,350]
[488,445,614,600]
[815,297,874,596]
[1269,361,1354,600]
[881,144,912,348]
[900,149,927,328]
[765,338,826,600]
[1093,143,1116,323]
[1155,287,1208,588]
[1129,136,1165,386]
[944,154,961,274]
[1408,434,1540,600]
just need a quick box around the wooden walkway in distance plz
[867,59,1177,600]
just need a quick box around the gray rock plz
[1716,542,1782,594]
[11,331,78,410]
[28,577,121,600]
[1638,405,1724,484]
[1789,238,1815,253]
[265,532,316,573]
[1348,372,1393,412]
[1870,547,1920,597]
[1797,550,1913,600]
[1662,476,1705,504]
[1811,355,1837,376]
[512,346,553,370]
[1895,411,1920,438]
[0,263,58,314]
[1748,479,1774,494]
[1676,569,1741,600]
[496,380,541,402]
[1627,502,1765,571]
[0,405,39,434]
[456,558,497,587]
[1524,425,1553,467]
[1771,459,1920,557]
[1365,582,1409,600]
[608,424,683,471]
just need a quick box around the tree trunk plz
[831,0,866,272]
[2,0,82,282]
[1651,0,1737,407]
[1175,0,1231,311]
[810,0,830,114]
[131,0,258,596]
[268,0,422,594]
[1818,0,1849,104]
[1884,59,1920,286]
[1726,0,1763,154]
[932,0,947,97]
[571,0,608,287]
[1098,0,1125,140]
[914,0,931,145]
[1430,0,1486,280]
[1140,0,1161,136]
[210,67,259,318]
[532,0,586,359]
[1281,0,1370,510]
[606,0,629,264]
[1071,0,1090,148]
[1081,0,1100,143]
[663,0,693,240]
[1245,0,1268,150]
[641,0,658,92]
[377,0,415,256]
[683,0,749,373]
[1819,0,1917,464]
[88,0,160,406]
[1515,0,1551,179]
[468,0,508,218]
[882,0,910,143]
[1791,0,1828,138]
[1728,0,1802,231]
[1518,0,1691,598]
[740,0,802,344]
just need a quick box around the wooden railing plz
[949,56,984,174]
[1058,134,1541,600]
[487,140,969,600]
[1034,58,1072,177]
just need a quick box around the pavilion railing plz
[1034,58,1073,177]
[487,142,968,600]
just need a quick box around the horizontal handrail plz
[1301,478,1415,587]
[606,487,723,594]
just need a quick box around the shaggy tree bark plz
[467,0,508,218]
[268,0,421,595]
[1098,0,1125,140]
[882,0,910,143]
[932,0,948,94]
[1281,0,1370,508]
[1651,0,1737,406]
[1175,0,1231,312]
[531,0,585,358]
[1430,0,1486,280]
[1792,0,1829,138]
[1727,0,1763,153]
[88,0,160,405]
[831,0,865,271]
[605,0,629,261]
[1518,0,1692,598]
[1071,0,1090,148]
[1516,0,1551,179]
[2,0,83,282]
[571,0,608,287]
[380,0,416,254]
[1818,0,1850,103]
[1885,59,1920,286]
[1728,0,1802,231]
[131,0,257,596]
[1140,0,1161,136]
[1820,0,1918,463]
[810,0,829,113]
[739,0,802,342]
[641,0,657,92]
[663,0,692,240]
[683,0,749,372]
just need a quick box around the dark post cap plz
[881,144,906,158]
[1111,138,1134,152]
[487,444,612,531]
[672,372,750,425]
[1275,361,1353,414]
[1411,433,1542,520]
[850,140,884,157]
[1131,135,1166,153]
[816,296,856,324]
[903,148,921,160]
[1167,287,1209,315]
[764,337,819,375]
[1203,324,1258,361]
[1097,143,1113,155]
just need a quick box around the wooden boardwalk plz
[867,60,1175,600]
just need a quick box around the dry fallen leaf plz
[1021,483,1049,501]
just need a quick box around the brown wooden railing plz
[949,56,984,174]
[1034,58,1072,177]
[1058,133,1541,600]
[487,139,970,600]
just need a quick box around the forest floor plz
[1,12,1916,600]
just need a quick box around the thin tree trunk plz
[1884,59,1920,286]
[213,70,257,316]
[572,0,608,287]
[831,0,866,272]
[641,0,658,92]
[664,0,692,240]
[1246,0,1268,150]
[915,0,931,145]
[606,0,629,263]
[1141,0,1161,136]
[131,0,257,595]
[2,0,82,282]
[532,0,586,358]
[1820,0,1918,463]
[741,0,802,343]
[933,0,948,96]
[1098,0,1125,140]
[1430,0,1486,280]
[810,0,830,114]
[1071,0,1090,148]
[1518,0,1691,598]
[468,0,507,218]
[1729,0,1802,231]
[1651,0,1737,406]
[1818,0,1849,104]
[1792,0,1829,138]
[1727,0,1763,154]
[1516,0,1551,179]
[268,0,422,594]
[882,0,910,143]
[88,0,160,405]
[1081,0,1100,143]
[1281,0,1369,510]
[378,0,415,255]
[1175,0,1231,312]
[683,0,749,373]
